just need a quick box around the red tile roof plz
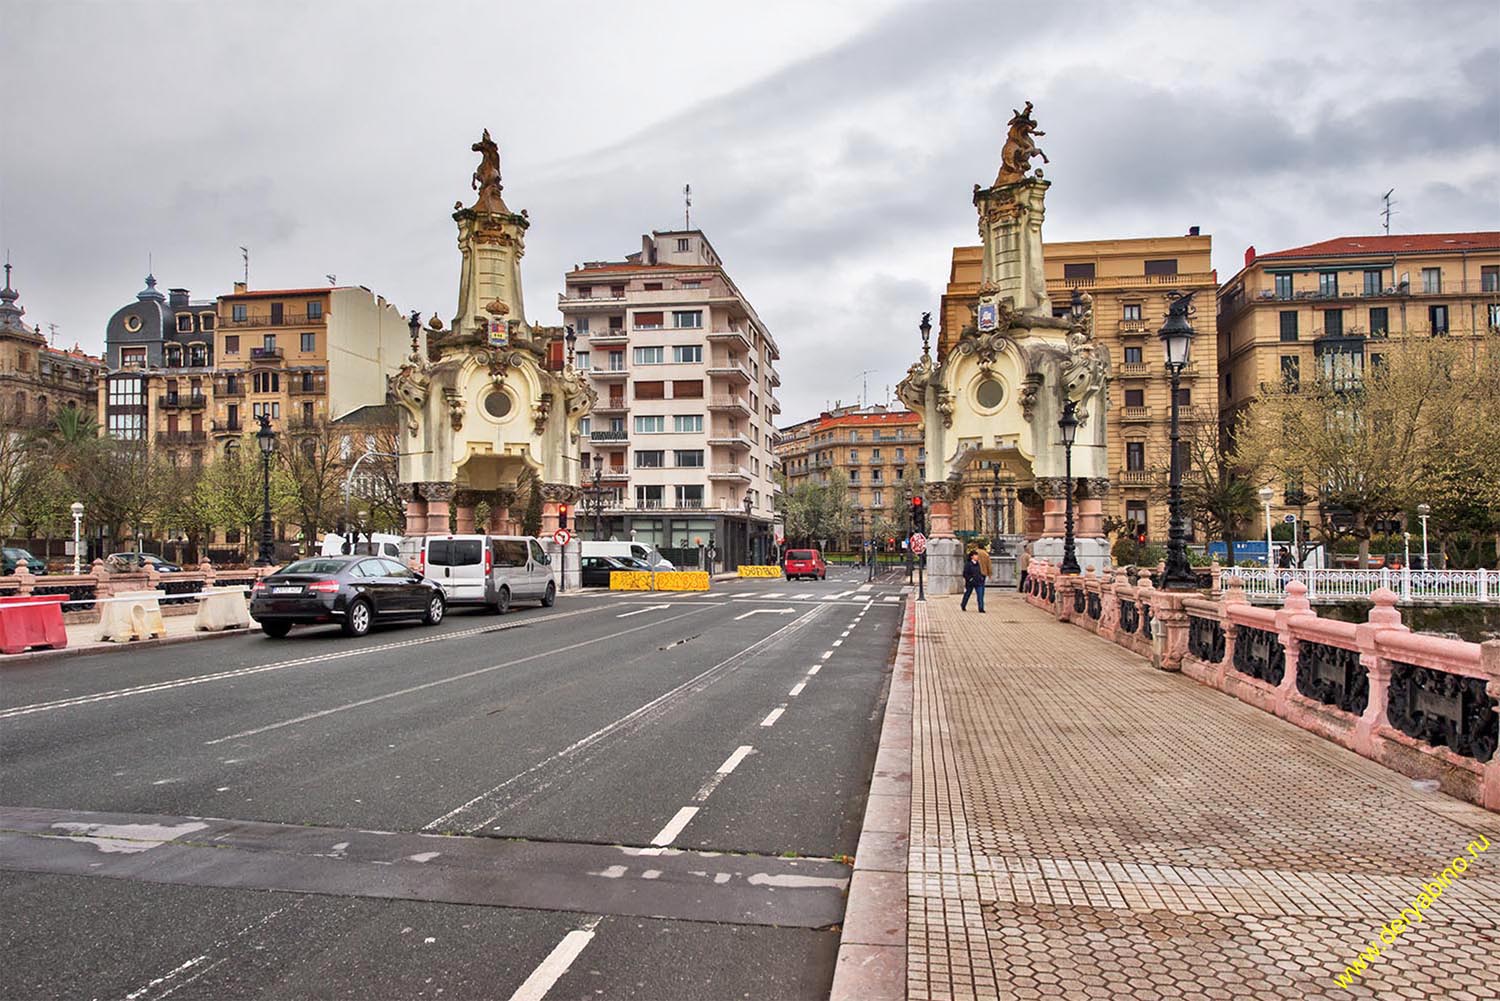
[219,288,339,299]
[1256,232,1500,260]
[818,411,921,431]
[569,263,718,275]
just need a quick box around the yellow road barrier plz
[608,571,653,591]
[738,565,783,578]
[607,570,711,592]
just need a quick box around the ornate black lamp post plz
[255,414,278,566]
[1159,291,1198,589]
[743,493,754,567]
[1058,401,1081,575]
[579,455,606,541]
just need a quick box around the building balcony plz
[288,379,327,396]
[708,433,753,450]
[766,368,781,387]
[768,396,781,414]
[1117,320,1152,336]
[765,338,781,362]
[210,419,242,434]
[707,361,752,385]
[706,329,752,352]
[590,366,629,381]
[1118,362,1152,378]
[593,398,629,415]
[707,465,752,482]
[599,467,629,482]
[1047,271,1217,293]
[158,394,207,410]
[586,329,630,345]
[159,430,207,444]
[1120,405,1152,423]
[1118,469,1155,487]
[557,292,627,310]
[707,395,751,417]
[590,429,630,447]
[222,313,324,328]
[249,346,284,362]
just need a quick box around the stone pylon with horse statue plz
[389,129,595,579]
[897,102,1112,594]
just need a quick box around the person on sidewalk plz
[961,550,987,612]
[1017,542,1031,591]
[976,543,993,580]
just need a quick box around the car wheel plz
[342,599,373,637]
[820,571,826,580]
[494,587,511,615]
[541,582,556,608]
[422,594,446,626]
[261,621,292,639]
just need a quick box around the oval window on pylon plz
[483,390,513,419]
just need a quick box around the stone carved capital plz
[420,481,457,504]
[453,489,487,508]
[540,482,581,504]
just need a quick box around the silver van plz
[401,535,555,613]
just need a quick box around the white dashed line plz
[831,639,842,647]
[650,806,700,846]
[760,706,786,727]
[716,745,754,775]
[506,917,602,1001]
[788,681,806,697]
[820,651,833,660]
[807,664,821,675]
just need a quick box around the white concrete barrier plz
[194,587,251,632]
[97,590,167,643]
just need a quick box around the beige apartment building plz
[561,230,781,567]
[940,232,1219,541]
[776,406,923,543]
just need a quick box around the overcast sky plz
[3,0,1497,424]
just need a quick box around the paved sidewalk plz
[5,611,243,663]
[909,592,1499,1000]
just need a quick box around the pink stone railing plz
[0,560,272,623]
[1023,559,1499,812]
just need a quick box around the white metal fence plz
[1237,567,1495,604]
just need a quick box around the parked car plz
[319,532,403,559]
[580,554,649,588]
[105,552,183,573]
[580,540,675,571]
[783,548,827,581]
[399,534,556,613]
[249,555,446,638]
[2,547,48,575]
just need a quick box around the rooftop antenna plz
[46,323,59,347]
[855,369,874,408]
[239,246,250,286]
[1381,189,1396,235]
[684,184,692,229]
[326,274,337,286]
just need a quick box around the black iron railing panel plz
[1142,603,1153,637]
[1087,592,1101,621]
[1073,589,1086,614]
[31,583,96,613]
[1187,615,1226,663]
[1119,599,1140,634]
[1296,641,1369,715]
[1232,623,1285,686]
[1388,662,1497,764]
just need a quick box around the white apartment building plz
[560,230,782,568]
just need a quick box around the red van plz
[783,549,826,581]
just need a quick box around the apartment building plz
[560,230,781,568]
[210,282,409,452]
[941,232,1219,540]
[1,263,101,427]
[776,405,923,542]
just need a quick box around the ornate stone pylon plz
[897,102,1112,593]
[390,130,595,549]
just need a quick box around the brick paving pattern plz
[910,592,1499,1000]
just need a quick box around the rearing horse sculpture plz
[995,101,1049,186]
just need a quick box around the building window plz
[574,316,590,333]
[871,469,883,483]
[1176,387,1192,407]
[1429,304,1448,335]
[1126,501,1148,537]
[635,415,665,434]
[607,351,625,371]
[675,484,703,507]
[682,280,701,289]
[1369,307,1389,335]
[1123,346,1143,364]
[635,485,664,507]
[252,371,280,393]
[849,449,859,462]
[644,283,662,292]
[300,332,316,352]
[872,489,883,507]
[307,301,323,319]
[1482,266,1499,292]
[672,310,702,329]
[232,304,248,321]
[673,380,703,398]
[895,447,904,460]
[225,335,239,354]
[1318,272,1338,297]
[1422,267,1442,293]
[849,470,860,483]
[674,449,704,467]
[635,450,664,468]
[1063,263,1095,282]
[574,350,590,371]
[1489,303,1500,330]
[302,401,314,423]
[1363,269,1383,296]
[1124,388,1144,407]
[633,346,663,365]
[177,314,193,333]
[1122,303,1142,321]
[262,334,276,351]
[1279,311,1298,342]
[1323,310,1343,337]
[635,312,664,329]
[871,448,881,460]
[673,415,703,433]
[1280,355,1300,391]
[672,344,702,363]
[1126,442,1145,471]
[1274,273,1293,299]
[634,381,665,400]
[201,313,215,331]
[121,347,146,368]
[1144,259,1178,277]
[677,238,690,252]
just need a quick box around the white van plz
[580,540,675,571]
[320,532,403,559]
[400,534,555,613]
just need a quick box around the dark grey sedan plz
[249,556,446,638]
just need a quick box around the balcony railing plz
[590,429,630,444]
[1117,320,1152,335]
[587,329,630,343]
[250,346,284,361]
[158,394,207,410]
[1120,405,1151,422]
[706,329,752,351]
[707,361,751,384]
[1048,271,1217,292]
[211,419,242,434]
[1118,362,1152,377]
[707,395,751,414]
[708,433,753,450]
[593,398,629,413]
[223,313,323,328]
[160,430,207,443]
[591,366,629,379]
[1118,469,1155,486]
[599,468,629,481]
[708,465,752,480]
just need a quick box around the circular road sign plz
[911,532,928,555]
[1283,514,1297,524]
[553,528,573,546]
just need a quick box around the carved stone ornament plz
[924,481,958,503]
[443,387,465,431]
[1031,476,1072,500]
[420,481,458,504]
[532,392,554,436]
[540,482,581,504]
[388,363,430,436]
[427,313,444,331]
[936,388,955,429]
[484,298,510,316]
[470,129,509,215]
[1018,372,1043,422]
[395,482,417,502]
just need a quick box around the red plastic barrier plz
[0,594,69,655]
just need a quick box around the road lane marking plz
[617,603,671,617]
[821,651,832,660]
[0,605,614,721]
[761,705,786,727]
[858,584,873,592]
[832,639,843,647]
[650,806,700,845]
[734,607,796,620]
[806,664,820,675]
[788,681,805,697]
[693,744,755,803]
[506,917,603,1001]
[716,745,754,774]
[206,606,714,746]
[429,605,826,832]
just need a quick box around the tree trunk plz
[1355,511,1370,568]
[1224,529,1236,566]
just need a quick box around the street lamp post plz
[1158,291,1199,590]
[587,456,605,541]
[1416,502,1431,569]
[255,414,278,566]
[70,502,84,575]
[1058,401,1081,575]
[1403,531,1411,570]
[743,493,754,568]
[1258,486,1274,568]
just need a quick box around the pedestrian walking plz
[976,543,993,579]
[961,550,987,612]
[1017,543,1031,591]
[1276,546,1292,569]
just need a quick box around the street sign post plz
[553,528,572,593]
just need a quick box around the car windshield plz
[788,550,816,560]
[279,559,350,576]
[4,548,32,559]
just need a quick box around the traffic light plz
[558,504,569,530]
[910,496,925,533]
[1136,530,1146,545]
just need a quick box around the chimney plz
[168,288,190,308]
[233,281,247,294]
[1244,246,1257,267]
[1187,225,1200,237]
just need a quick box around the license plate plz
[273,586,303,594]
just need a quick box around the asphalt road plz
[0,568,907,1001]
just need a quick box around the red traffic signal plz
[1136,531,1146,544]
[912,496,923,507]
[558,504,570,529]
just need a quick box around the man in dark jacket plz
[961,550,987,613]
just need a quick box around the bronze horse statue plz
[995,101,1049,186]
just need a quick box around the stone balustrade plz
[0,560,273,623]
[1022,558,1500,812]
